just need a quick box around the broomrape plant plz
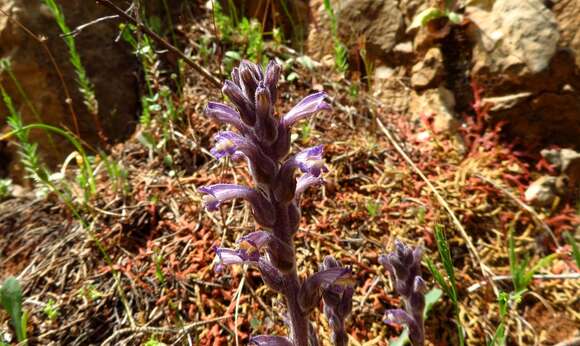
[199,60,354,345]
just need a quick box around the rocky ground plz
[0,0,579,345]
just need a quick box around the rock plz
[374,65,395,80]
[481,92,533,112]
[468,0,559,78]
[524,176,562,206]
[305,0,336,60]
[560,149,580,175]
[0,0,139,174]
[411,47,444,89]
[466,0,580,147]
[409,86,459,134]
[552,0,580,67]
[337,0,403,61]
[541,148,580,185]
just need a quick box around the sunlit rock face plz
[0,0,139,177]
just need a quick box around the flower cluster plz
[379,241,427,346]
[199,60,353,346]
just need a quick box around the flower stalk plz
[200,60,352,345]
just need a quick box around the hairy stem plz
[284,272,309,346]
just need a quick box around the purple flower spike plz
[321,256,354,346]
[381,240,426,346]
[199,184,275,227]
[249,335,293,346]
[282,91,331,128]
[200,60,335,346]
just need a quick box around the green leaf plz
[434,225,457,297]
[1,277,26,343]
[296,55,316,71]
[564,232,580,268]
[497,291,509,318]
[286,72,299,82]
[409,7,446,30]
[523,253,556,287]
[423,287,443,319]
[446,11,463,24]
[426,257,451,297]
[138,132,157,150]
[489,323,506,346]
[224,50,242,61]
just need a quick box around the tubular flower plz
[199,60,336,346]
[321,256,354,346]
[379,240,426,346]
[199,184,275,227]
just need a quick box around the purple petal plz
[258,258,285,293]
[282,91,331,128]
[249,335,293,346]
[204,102,246,132]
[384,309,416,328]
[295,173,324,198]
[294,145,327,177]
[231,67,241,87]
[310,267,353,288]
[255,83,278,144]
[264,60,282,103]
[222,80,256,125]
[238,231,272,249]
[214,247,260,271]
[299,267,353,313]
[210,132,239,159]
[239,61,260,100]
[209,131,277,184]
[198,184,275,226]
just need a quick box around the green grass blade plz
[426,257,451,298]
[564,232,580,268]
[434,225,457,298]
[1,277,26,343]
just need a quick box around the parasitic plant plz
[380,241,427,346]
[199,60,353,345]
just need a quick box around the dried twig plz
[94,0,222,88]
[377,118,495,285]
[473,173,560,247]
[101,315,232,346]
[467,273,580,292]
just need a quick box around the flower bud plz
[264,60,282,103]
[222,80,255,125]
[255,84,278,144]
[258,258,285,293]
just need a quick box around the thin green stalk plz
[43,0,106,145]
[1,64,58,153]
